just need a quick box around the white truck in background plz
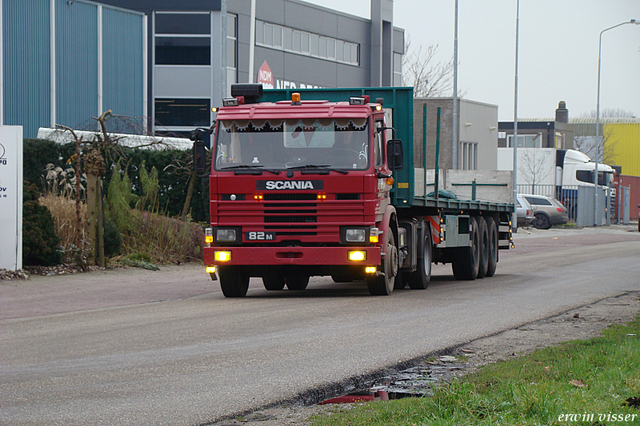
[497,147,615,220]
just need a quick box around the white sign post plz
[0,126,23,271]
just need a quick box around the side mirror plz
[193,140,207,175]
[387,139,404,171]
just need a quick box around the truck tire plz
[407,223,432,289]
[263,273,285,291]
[476,217,489,279]
[452,216,479,280]
[285,275,309,291]
[367,229,398,295]
[218,266,250,297]
[485,217,499,277]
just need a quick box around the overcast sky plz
[308,0,640,121]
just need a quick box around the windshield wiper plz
[286,164,349,175]
[220,165,280,175]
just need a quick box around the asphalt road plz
[1,225,639,426]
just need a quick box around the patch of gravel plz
[205,291,640,426]
[1,264,129,280]
[0,269,31,281]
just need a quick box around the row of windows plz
[255,20,359,66]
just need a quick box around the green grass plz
[311,314,640,426]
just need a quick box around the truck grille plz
[264,198,318,234]
[217,192,366,241]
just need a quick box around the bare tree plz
[520,146,554,194]
[402,37,455,98]
[574,126,619,164]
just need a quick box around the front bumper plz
[204,246,381,266]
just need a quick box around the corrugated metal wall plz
[102,7,144,131]
[55,0,99,131]
[3,0,51,138]
[2,0,145,138]
[606,123,640,177]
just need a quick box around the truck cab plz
[199,84,403,296]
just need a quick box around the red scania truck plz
[192,85,513,297]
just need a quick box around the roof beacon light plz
[292,92,301,105]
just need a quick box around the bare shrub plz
[39,193,87,251]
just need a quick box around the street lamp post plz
[594,19,639,226]
[512,0,520,233]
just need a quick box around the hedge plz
[23,139,210,223]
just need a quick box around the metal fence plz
[517,184,613,226]
[517,184,579,221]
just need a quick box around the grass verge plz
[311,313,640,426]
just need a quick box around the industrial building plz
[1,0,147,139]
[1,0,404,139]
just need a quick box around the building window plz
[461,142,478,170]
[155,98,211,127]
[393,52,403,86]
[155,12,211,66]
[507,134,542,148]
[255,20,359,66]
[227,13,237,85]
[155,37,211,65]
[155,13,210,34]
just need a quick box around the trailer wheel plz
[452,216,479,280]
[218,266,250,297]
[367,229,398,295]
[285,275,309,291]
[485,217,499,277]
[262,273,285,291]
[407,224,432,289]
[476,217,489,279]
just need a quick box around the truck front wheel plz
[368,229,398,295]
[218,266,250,297]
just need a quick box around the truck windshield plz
[576,170,615,187]
[214,118,369,171]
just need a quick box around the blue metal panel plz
[55,0,98,131]
[3,0,51,139]
[102,7,144,132]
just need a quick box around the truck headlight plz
[216,228,238,242]
[346,229,366,242]
[341,227,368,244]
